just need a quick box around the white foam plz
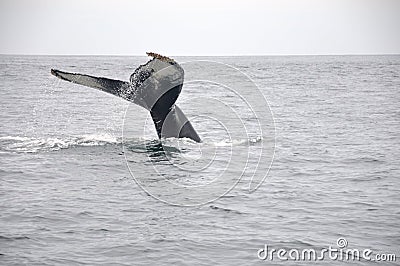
[0,134,262,153]
[0,133,120,153]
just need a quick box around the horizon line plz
[0,53,399,57]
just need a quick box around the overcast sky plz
[0,0,399,55]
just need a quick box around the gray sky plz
[0,0,399,55]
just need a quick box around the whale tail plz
[51,53,201,142]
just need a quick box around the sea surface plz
[1,55,399,265]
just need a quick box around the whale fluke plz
[51,53,201,142]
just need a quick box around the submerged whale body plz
[51,52,201,142]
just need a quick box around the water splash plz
[0,134,120,153]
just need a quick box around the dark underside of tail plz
[149,84,201,142]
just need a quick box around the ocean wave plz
[212,136,262,147]
[0,134,262,154]
[0,134,120,153]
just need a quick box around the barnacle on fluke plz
[146,52,176,64]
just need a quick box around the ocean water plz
[0,55,399,265]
